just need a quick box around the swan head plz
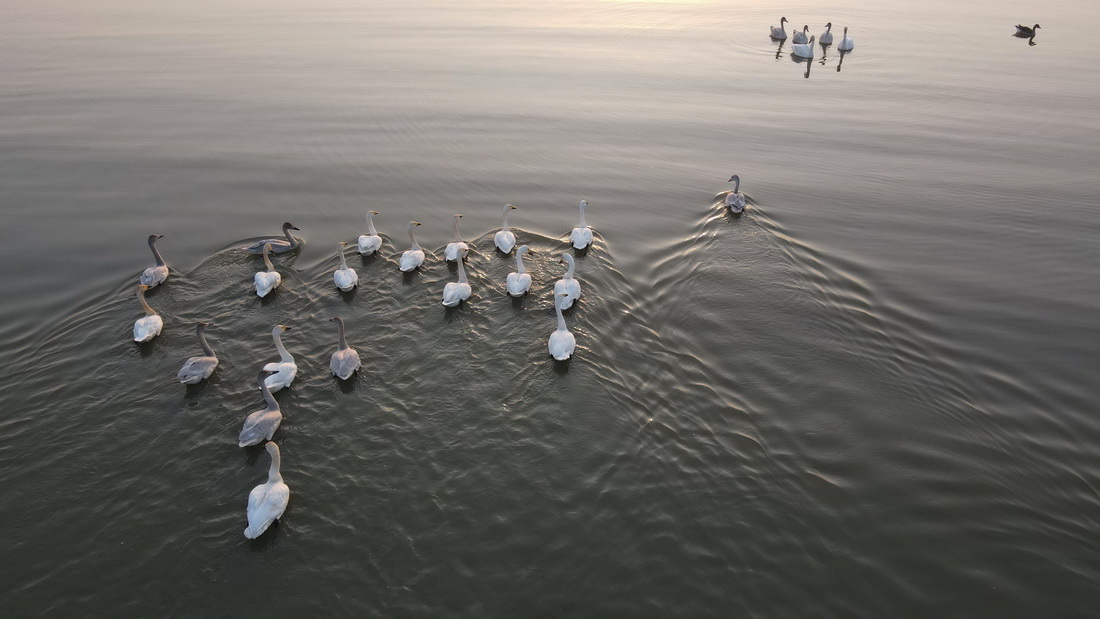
[781,17,787,24]
[369,210,379,215]
[560,253,574,266]
[843,27,848,35]
[407,221,422,230]
[265,441,280,456]
[517,245,530,255]
[282,222,300,232]
[728,174,740,183]
[330,316,344,324]
[339,241,347,247]
[580,200,588,207]
[505,203,517,210]
[825,22,832,28]
[148,234,164,242]
[1033,24,1041,30]
[197,321,213,328]
[138,284,150,292]
[277,324,290,332]
[453,213,463,219]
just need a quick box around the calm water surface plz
[2,0,1099,616]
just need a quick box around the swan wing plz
[245,481,290,539]
[507,273,530,296]
[494,230,516,253]
[263,362,297,391]
[399,249,424,271]
[570,227,592,249]
[548,330,576,360]
[444,242,468,261]
[330,348,361,379]
[357,234,381,254]
[334,268,358,291]
[178,356,218,384]
[238,410,282,447]
[133,316,163,342]
[140,265,168,287]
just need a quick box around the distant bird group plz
[129,198,608,539]
[771,17,854,58]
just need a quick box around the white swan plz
[548,293,577,361]
[140,234,168,287]
[244,441,291,539]
[792,35,815,59]
[333,242,358,292]
[554,254,581,309]
[357,210,383,255]
[444,214,469,262]
[819,22,834,45]
[254,243,282,298]
[725,175,746,213]
[792,25,809,44]
[770,16,789,40]
[399,221,425,272]
[177,321,218,384]
[442,249,473,306]
[506,245,533,297]
[494,204,518,253]
[838,27,854,51]
[239,370,282,447]
[263,325,297,392]
[133,285,163,342]
[329,316,361,380]
[245,222,301,254]
[570,200,593,250]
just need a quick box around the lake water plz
[2,0,1098,616]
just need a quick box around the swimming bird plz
[133,285,163,343]
[494,204,518,253]
[554,254,581,309]
[399,221,425,272]
[244,441,290,539]
[770,17,789,40]
[254,243,282,298]
[819,22,834,45]
[793,35,816,59]
[329,316,361,380]
[245,222,301,254]
[444,214,469,262]
[357,210,383,255]
[238,370,282,447]
[262,325,297,392]
[442,249,473,306]
[548,293,577,361]
[333,242,358,292]
[177,322,219,384]
[1015,24,1040,37]
[140,234,168,287]
[838,27,854,51]
[506,245,533,297]
[793,25,809,44]
[570,200,593,250]
[725,175,746,213]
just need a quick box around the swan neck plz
[578,202,587,227]
[457,257,467,284]
[408,227,420,250]
[148,236,165,266]
[267,446,283,483]
[138,288,156,316]
[258,374,279,411]
[515,252,526,274]
[283,225,298,249]
[335,318,349,350]
[196,324,215,357]
[732,177,740,193]
[555,297,568,331]
[502,208,510,231]
[452,218,462,242]
[272,328,293,363]
[564,256,575,279]
[262,245,275,271]
[337,243,348,270]
[366,212,377,235]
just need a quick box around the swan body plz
[399,221,425,272]
[494,204,518,253]
[792,35,815,59]
[554,254,581,309]
[244,441,290,539]
[329,316,361,380]
[770,16,789,40]
[792,25,809,44]
[357,210,383,255]
[333,242,358,292]
[444,214,469,261]
[819,22,834,45]
[177,322,218,384]
[548,293,577,361]
[238,370,282,447]
[506,245,533,297]
[442,250,472,306]
[254,243,282,298]
[838,27,854,51]
[262,325,297,392]
[245,222,301,254]
[570,200,593,250]
[132,285,163,342]
[725,175,746,213]
[1015,24,1040,37]
[139,234,168,287]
